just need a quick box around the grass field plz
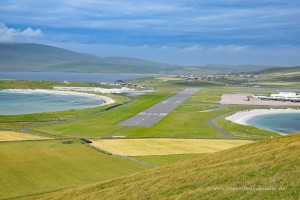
[174,104,218,112]
[31,92,173,137]
[91,138,254,156]
[119,108,234,138]
[30,87,280,139]
[28,134,300,200]
[0,131,49,141]
[0,140,149,199]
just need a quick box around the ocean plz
[0,91,103,115]
[0,72,155,83]
[246,113,300,134]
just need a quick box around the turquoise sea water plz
[0,91,103,115]
[246,113,300,134]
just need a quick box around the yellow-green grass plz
[0,140,149,200]
[32,93,172,138]
[0,131,49,141]
[28,134,300,200]
[91,138,254,156]
[132,154,202,166]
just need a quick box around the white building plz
[270,92,300,100]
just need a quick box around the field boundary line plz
[82,141,158,168]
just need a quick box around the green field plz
[119,110,227,138]
[2,81,280,139]
[0,140,149,199]
[31,92,174,138]
[26,134,300,200]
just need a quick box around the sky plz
[0,0,300,66]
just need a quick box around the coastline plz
[225,108,300,126]
[2,89,115,106]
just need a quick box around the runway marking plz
[117,88,200,127]
[138,112,167,116]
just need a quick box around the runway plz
[117,88,199,127]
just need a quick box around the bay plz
[246,113,300,134]
[0,91,103,115]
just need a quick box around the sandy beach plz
[3,89,115,106]
[226,108,300,126]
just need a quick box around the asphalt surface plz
[208,113,236,139]
[117,88,199,127]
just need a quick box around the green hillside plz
[259,66,300,74]
[27,134,300,200]
[0,43,275,74]
[253,65,300,86]
[0,43,176,73]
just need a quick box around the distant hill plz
[0,43,280,74]
[258,65,300,74]
[256,65,300,83]
[0,43,176,73]
[171,64,274,75]
[29,134,300,200]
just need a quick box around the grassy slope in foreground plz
[0,140,148,200]
[132,154,200,166]
[30,134,300,200]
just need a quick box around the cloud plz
[0,23,42,42]
[182,45,203,52]
[214,45,249,52]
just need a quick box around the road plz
[117,88,199,127]
[208,113,236,139]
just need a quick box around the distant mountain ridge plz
[0,43,282,74]
[0,43,176,73]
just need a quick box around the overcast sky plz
[1,0,300,66]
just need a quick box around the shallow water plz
[246,113,300,134]
[0,91,103,115]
